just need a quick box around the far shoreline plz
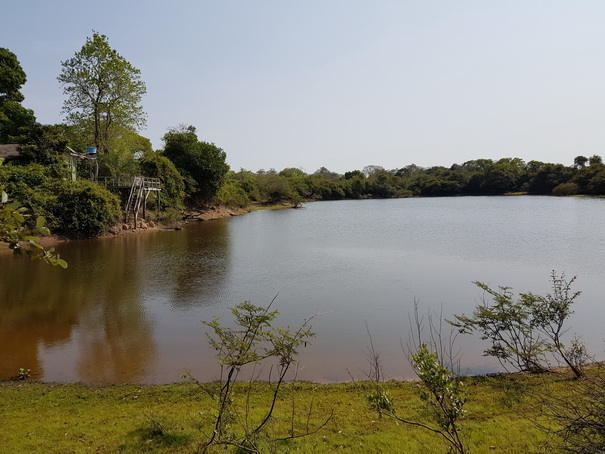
[8,192,604,251]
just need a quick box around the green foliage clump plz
[95,129,153,177]
[47,180,121,238]
[139,150,185,211]
[0,161,67,267]
[410,344,468,454]
[413,346,467,428]
[524,162,573,194]
[0,161,122,238]
[17,123,72,165]
[163,125,229,203]
[256,171,292,202]
[0,198,67,268]
[216,179,250,208]
[552,182,580,196]
[0,162,57,210]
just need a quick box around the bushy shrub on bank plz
[552,182,580,196]
[216,180,250,208]
[0,163,121,238]
[47,180,121,238]
[0,163,66,211]
[139,151,186,211]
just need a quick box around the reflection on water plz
[165,221,231,309]
[0,235,158,383]
[1,196,604,383]
[73,237,156,383]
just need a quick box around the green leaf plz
[12,211,25,223]
[50,257,68,269]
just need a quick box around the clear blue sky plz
[3,1,605,173]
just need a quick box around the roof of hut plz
[0,144,20,162]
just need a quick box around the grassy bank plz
[0,371,580,453]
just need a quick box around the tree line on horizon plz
[2,34,605,241]
[216,154,605,208]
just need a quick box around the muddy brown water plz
[2,196,604,383]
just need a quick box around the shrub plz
[48,180,121,238]
[539,365,605,453]
[363,304,468,454]
[451,272,584,377]
[0,163,52,207]
[552,182,580,196]
[194,301,328,453]
[139,151,186,210]
[216,180,250,208]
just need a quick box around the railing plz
[98,176,161,190]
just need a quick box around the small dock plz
[98,176,161,226]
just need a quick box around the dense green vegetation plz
[217,156,605,208]
[162,125,229,204]
[0,161,121,238]
[0,165,67,267]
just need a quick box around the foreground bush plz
[539,365,605,453]
[451,272,585,377]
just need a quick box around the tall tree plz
[0,48,36,143]
[573,155,588,169]
[589,154,603,166]
[162,125,230,202]
[58,32,146,153]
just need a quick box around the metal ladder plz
[125,177,144,224]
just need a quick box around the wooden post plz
[143,190,150,220]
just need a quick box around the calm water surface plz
[1,196,604,383]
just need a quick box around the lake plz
[1,196,604,384]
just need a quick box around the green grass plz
[0,372,581,453]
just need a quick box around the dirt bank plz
[184,205,249,221]
[30,205,249,248]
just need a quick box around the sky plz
[3,0,605,174]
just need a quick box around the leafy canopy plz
[0,48,36,143]
[58,32,146,153]
[162,125,229,202]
